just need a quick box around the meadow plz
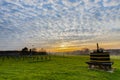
[0,55,120,80]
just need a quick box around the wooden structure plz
[86,43,114,71]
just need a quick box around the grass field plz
[0,55,120,80]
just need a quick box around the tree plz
[21,47,29,55]
[22,47,28,52]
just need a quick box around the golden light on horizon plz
[44,42,77,52]
[38,41,120,53]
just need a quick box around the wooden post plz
[97,43,99,52]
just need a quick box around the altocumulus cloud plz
[0,0,120,50]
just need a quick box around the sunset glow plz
[46,41,120,52]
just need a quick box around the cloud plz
[103,0,120,7]
[0,0,120,50]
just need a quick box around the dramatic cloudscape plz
[0,0,120,51]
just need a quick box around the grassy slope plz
[0,55,120,80]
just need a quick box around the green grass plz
[0,55,120,80]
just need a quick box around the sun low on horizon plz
[44,41,120,52]
[0,0,120,51]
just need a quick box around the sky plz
[0,0,120,51]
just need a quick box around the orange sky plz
[37,41,120,52]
